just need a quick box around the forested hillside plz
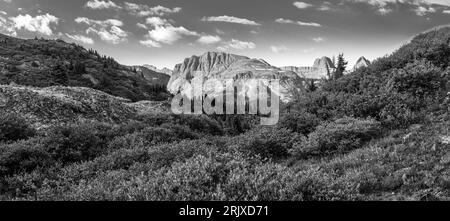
[0,34,169,101]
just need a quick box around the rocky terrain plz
[168,51,304,101]
[281,56,336,80]
[0,33,169,101]
[143,64,173,76]
[354,56,371,70]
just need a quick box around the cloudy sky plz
[1,0,450,69]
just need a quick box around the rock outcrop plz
[354,56,371,70]
[280,56,336,80]
[168,51,304,101]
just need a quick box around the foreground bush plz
[0,138,52,177]
[278,110,320,135]
[292,117,382,158]
[230,127,302,160]
[0,114,35,143]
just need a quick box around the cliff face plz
[168,51,304,101]
[280,56,336,80]
[354,56,371,70]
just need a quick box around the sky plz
[0,0,450,69]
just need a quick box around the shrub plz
[278,110,320,135]
[0,114,35,143]
[292,117,382,158]
[42,123,109,164]
[230,127,302,160]
[137,113,224,136]
[0,138,52,177]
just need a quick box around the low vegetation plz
[0,28,449,201]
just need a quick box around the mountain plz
[130,65,170,86]
[280,56,336,80]
[353,56,371,70]
[167,51,304,101]
[143,65,172,76]
[0,33,168,101]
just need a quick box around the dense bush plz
[0,114,35,143]
[0,138,52,177]
[278,110,320,135]
[42,123,112,163]
[137,113,224,136]
[230,127,302,160]
[291,117,381,158]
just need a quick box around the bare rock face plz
[168,51,304,101]
[354,56,371,70]
[143,64,173,76]
[280,56,336,80]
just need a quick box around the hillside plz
[0,27,448,201]
[0,34,169,101]
[0,85,169,129]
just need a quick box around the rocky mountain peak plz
[313,56,335,69]
[354,56,371,70]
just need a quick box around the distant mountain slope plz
[143,64,172,76]
[168,51,304,101]
[0,33,168,101]
[130,65,170,86]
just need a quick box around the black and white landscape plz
[0,0,449,201]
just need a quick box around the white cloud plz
[313,37,325,42]
[9,13,59,35]
[124,2,181,17]
[136,23,147,29]
[139,16,199,47]
[275,18,322,27]
[0,11,7,15]
[201,15,261,26]
[298,21,322,27]
[218,39,256,51]
[318,2,333,11]
[66,34,94,44]
[140,39,161,48]
[270,45,288,53]
[2,0,11,3]
[197,35,221,44]
[0,14,16,36]
[75,17,123,27]
[275,18,295,24]
[443,10,450,14]
[147,25,198,44]
[344,0,443,15]
[75,17,127,44]
[146,17,171,27]
[414,6,436,16]
[85,0,121,10]
[293,1,313,9]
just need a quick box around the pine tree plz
[334,53,348,80]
